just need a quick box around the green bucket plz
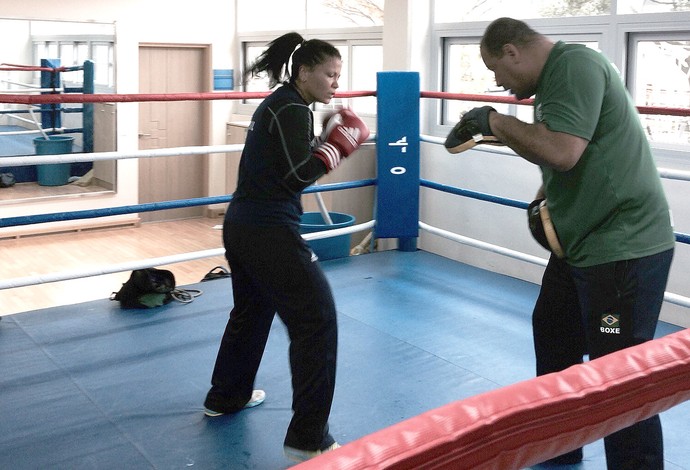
[300,212,355,261]
[33,136,74,186]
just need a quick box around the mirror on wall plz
[0,17,116,203]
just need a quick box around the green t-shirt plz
[536,42,675,267]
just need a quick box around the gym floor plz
[1,250,688,469]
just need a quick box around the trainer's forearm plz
[489,112,584,171]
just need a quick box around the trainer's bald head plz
[480,17,541,59]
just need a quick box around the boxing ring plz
[0,61,95,183]
[1,72,690,469]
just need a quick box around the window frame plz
[32,35,115,90]
[625,30,690,152]
[235,28,383,122]
[235,0,384,33]
[431,11,690,157]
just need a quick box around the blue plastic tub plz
[33,136,74,186]
[300,211,355,261]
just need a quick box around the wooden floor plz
[0,217,228,315]
[0,181,111,203]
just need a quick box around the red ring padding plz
[420,91,690,117]
[296,328,690,469]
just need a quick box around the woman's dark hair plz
[481,17,540,58]
[245,32,341,88]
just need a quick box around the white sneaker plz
[203,389,266,417]
[284,442,340,463]
[244,389,266,408]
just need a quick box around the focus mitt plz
[527,198,564,258]
[444,119,503,154]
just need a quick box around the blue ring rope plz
[0,179,377,228]
[420,178,690,245]
[421,179,528,209]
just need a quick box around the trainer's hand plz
[444,106,503,154]
[460,106,496,137]
[314,108,370,172]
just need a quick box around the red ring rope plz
[0,90,685,117]
[0,63,74,73]
[420,91,690,117]
[0,90,376,105]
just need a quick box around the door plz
[138,45,209,222]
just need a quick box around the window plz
[236,0,383,118]
[441,36,599,126]
[240,38,382,116]
[433,3,690,151]
[237,0,306,32]
[348,44,381,114]
[241,44,269,102]
[434,0,611,23]
[237,0,383,32]
[30,20,114,90]
[443,40,512,125]
[306,0,384,28]
[617,0,690,14]
[33,38,115,90]
[628,33,690,146]
[91,42,114,89]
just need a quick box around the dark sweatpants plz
[205,220,337,451]
[533,250,673,469]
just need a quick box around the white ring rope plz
[0,144,246,166]
[0,138,375,167]
[0,220,376,290]
[419,221,548,267]
[663,292,690,309]
[0,77,64,92]
[0,125,49,135]
[1,248,225,290]
[0,87,65,94]
[420,134,445,146]
[0,79,63,94]
[658,167,690,181]
[419,220,690,309]
[303,219,375,241]
[420,134,690,183]
[5,134,688,182]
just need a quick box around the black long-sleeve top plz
[227,83,328,227]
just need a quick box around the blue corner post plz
[375,71,420,251]
[40,58,62,131]
[82,60,95,153]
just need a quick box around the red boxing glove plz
[314,108,370,172]
[314,110,339,146]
